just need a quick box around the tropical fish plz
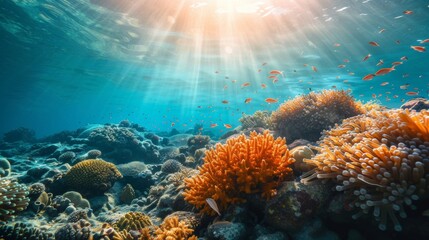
[400,56,408,61]
[406,91,418,96]
[374,67,395,76]
[420,39,429,44]
[395,40,401,44]
[210,123,218,128]
[378,29,386,33]
[262,62,267,66]
[392,61,402,66]
[411,46,426,52]
[241,82,251,88]
[362,74,375,81]
[265,98,278,103]
[224,124,232,129]
[206,198,221,216]
[343,59,350,63]
[369,41,380,46]
[376,59,384,66]
[171,122,175,127]
[269,70,283,75]
[222,100,229,104]
[333,43,341,47]
[261,83,267,89]
[363,53,371,61]
[244,98,252,103]
[403,10,413,14]
[400,84,410,89]
[338,64,346,68]
[380,82,389,86]
[311,66,318,72]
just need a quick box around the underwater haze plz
[0,0,428,137]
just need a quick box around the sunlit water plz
[0,0,428,137]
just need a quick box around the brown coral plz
[183,130,295,215]
[63,159,122,195]
[0,178,29,221]
[271,90,365,142]
[113,212,153,232]
[301,109,429,231]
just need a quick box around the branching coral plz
[183,130,295,215]
[271,90,365,142]
[63,159,122,195]
[154,216,197,240]
[0,178,29,221]
[301,109,429,231]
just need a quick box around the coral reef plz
[271,90,365,142]
[401,98,429,112]
[62,159,122,195]
[290,145,315,173]
[161,159,182,174]
[187,135,210,154]
[183,130,295,215]
[113,212,153,232]
[0,222,54,240]
[58,151,76,163]
[120,184,136,204]
[2,127,36,143]
[87,149,102,159]
[0,157,11,177]
[62,191,91,209]
[55,219,92,240]
[239,110,272,130]
[154,216,197,240]
[0,178,30,221]
[301,109,429,231]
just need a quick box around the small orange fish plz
[265,98,278,103]
[380,82,389,86]
[210,123,218,128]
[268,75,277,79]
[376,59,384,66]
[224,123,232,129]
[244,98,252,103]
[403,10,413,15]
[222,100,229,104]
[411,46,426,52]
[269,70,283,75]
[420,39,429,44]
[363,53,371,61]
[261,83,267,89]
[369,41,380,47]
[338,64,346,68]
[374,67,395,76]
[311,66,318,72]
[406,91,418,96]
[392,61,402,66]
[362,74,375,81]
[241,82,251,87]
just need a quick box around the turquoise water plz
[0,0,428,137]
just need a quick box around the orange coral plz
[302,109,429,231]
[183,130,294,215]
[154,216,196,240]
[271,90,365,142]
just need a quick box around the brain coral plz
[301,109,429,231]
[183,130,295,215]
[0,178,30,221]
[271,90,365,142]
[63,159,122,195]
[113,212,153,232]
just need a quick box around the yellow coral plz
[271,90,365,142]
[113,212,153,232]
[154,216,196,240]
[302,109,429,231]
[183,130,294,215]
[63,159,122,194]
[0,178,29,221]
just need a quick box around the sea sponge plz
[0,222,54,240]
[0,178,30,221]
[113,212,153,232]
[28,182,46,197]
[62,159,122,195]
[154,216,197,240]
[271,90,365,142]
[301,109,429,231]
[183,130,295,215]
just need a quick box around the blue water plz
[0,0,428,137]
